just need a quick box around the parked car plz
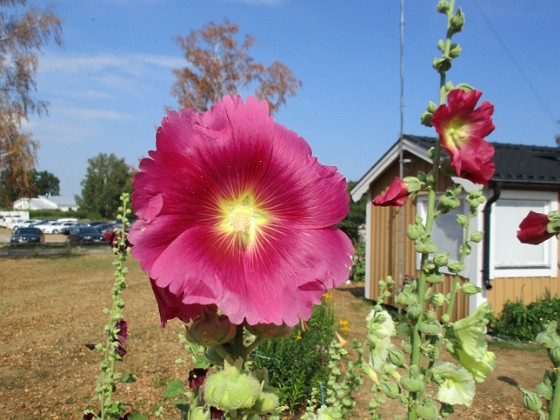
[10,227,45,244]
[92,222,116,232]
[6,218,27,231]
[67,227,106,245]
[102,224,131,247]
[21,219,43,227]
[40,221,77,234]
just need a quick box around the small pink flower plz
[130,96,353,327]
[373,177,409,207]
[517,211,555,245]
[432,89,495,184]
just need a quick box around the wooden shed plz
[351,135,560,319]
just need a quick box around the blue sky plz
[27,0,560,197]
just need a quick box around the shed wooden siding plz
[367,154,469,320]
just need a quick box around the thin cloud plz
[57,106,134,121]
[39,53,184,74]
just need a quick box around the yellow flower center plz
[444,119,468,150]
[219,193,269,246]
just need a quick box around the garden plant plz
[82,1,560,419]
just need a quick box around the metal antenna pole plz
[397,0,405,309]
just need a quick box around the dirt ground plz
[0,253,552,419]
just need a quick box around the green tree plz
[172,19,302,114]
[0,0,62,206]
[77,153,133,219]
[31,169,60,196]
[0,168,59,207]
[337,180,366,244]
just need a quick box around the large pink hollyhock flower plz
[517,211,555,245]
[130,95,353,327]
[373,177,409,207]
[431,89,496,184]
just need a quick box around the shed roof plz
[352,135,560,201]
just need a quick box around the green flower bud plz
[433,252,449,267]
[425,309,437,321]
[520,388,542,412]
[449,43,462,58]
[456,214,468,226]
[447,260,464,274]
[549,346,560,367]
[427,100,438,113]
[419,320,442,336]
[415,237,438,254]
[470,231,484,243]
[438,193,460,213]
[407,224,422,241]
[204,364,261,411]
[421,111,433,127]
[467,191,486,208]
[378,279,386,289]
[406,302,423,319]
[380,381,401,399]
[441,314,450,324]
[402,342,412,354]
[186,308,237,347]
[403,176,422,193]
[448,8,465,35]
[385,276,395,287]
[460,243,472,256]
[535,380,553,401]
[429,293,446,307]
[433,56,453,74]
[417,401,439,419]
[444,81,454,92]
[252,388,279,414]
[462,282,482,296]
[423,261,436,273]
[437,39,446,53]
[397,291,417,308]
[245,322,293,339]
[436,0,450,13]
[387,346,406,367]
[426,272,444,284]
[400,375,424,393]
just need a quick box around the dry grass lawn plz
[0,251,553,419]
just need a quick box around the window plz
[491,190,558,278]
[417,198,466,265]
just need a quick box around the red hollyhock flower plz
[517,211,555,245]
[130,96,353,327]
[115,320,127,358]
[188,368,208,389]
[373,177,409,207]
[431,89,496,184]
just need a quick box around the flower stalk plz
[85,193,132,420]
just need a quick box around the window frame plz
[489,189,558,278]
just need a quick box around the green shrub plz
[252,298,335,415]
[490,292,560,342]
[349,242,365,282]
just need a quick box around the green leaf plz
[162,379,186,398]
[120,372,136,383]
[174,400,190,413]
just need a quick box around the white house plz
[13,195,79,212]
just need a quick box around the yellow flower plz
[294,332,302,341]
[323,293,334,300]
